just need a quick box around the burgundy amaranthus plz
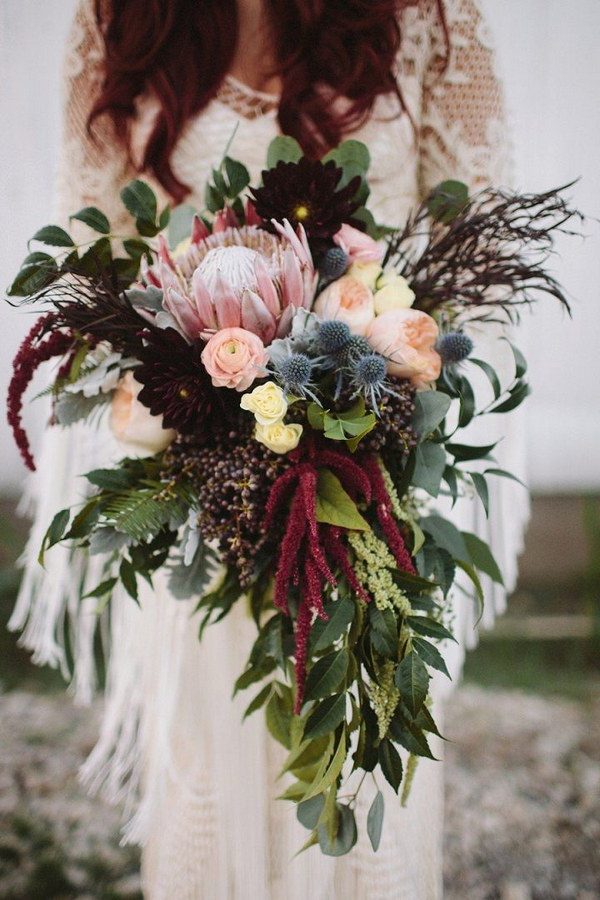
[7,314,73,471]
[263,443,372,713]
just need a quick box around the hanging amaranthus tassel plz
[362,455,416,574]
[7,314,73,471]
[263,442,372,712]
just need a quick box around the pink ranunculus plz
[201,327,268,391]
[333,224,384,263]
[110,371,175,456]
[313,275,375,336]
[366,309,442,389]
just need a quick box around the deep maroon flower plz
[250,158,363,256]
[134,327,233,434]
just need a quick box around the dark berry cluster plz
[360,378,418,456]
[163,423,289,586]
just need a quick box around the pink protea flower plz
[144,218,316,345]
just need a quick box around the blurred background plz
[0,1,599,898]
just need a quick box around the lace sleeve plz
[55,0,135,231]
[417,0,512,198]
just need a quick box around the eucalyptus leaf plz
[297,794,326,830]
[427,180,469,224]
[421,514,468,560]
[412,443,446,497]
[318,804,357,857]
[266,135,303,168]
[367,791,385,852]
[412,391,451,440]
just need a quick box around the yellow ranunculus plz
[255,421,303,454]
[373,272,415,314]
[240,381,288,426]
[348,260,382,290]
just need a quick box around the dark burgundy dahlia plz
[250,158,363,256]
[134,327,234,434]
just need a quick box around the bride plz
[12,0,528,896]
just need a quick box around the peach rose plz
[110,371,175,456]
[366,309,442,389]
[334,224,383,263]
[201,327,268,390]
[313,275,375,336]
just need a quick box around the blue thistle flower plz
[319,246,349,282]
[273,352,318,399]
[336,335,372,366]
[353,353,387,387]
[437,332,474,364]
[318,320,352,354]
[349,352,391,410]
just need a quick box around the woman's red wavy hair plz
[90,0,446,203]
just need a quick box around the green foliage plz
[427,180,469,223]
[315,469,369,531]
[266,135,304,168]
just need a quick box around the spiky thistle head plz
[352,353,387,387]
[276,353,313,394]
[336,334,373,366]
[319,246,349,283]
[318,319,352,354]
[437,331,474,364]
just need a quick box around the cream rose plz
[201,327,268,391]
[313,275,375,336]
[109,371,175,456]
[348,261,382,290]
[334,223,383,263]
[366,309,442,389]
[240,381,288,425]
[255,421,303,454]
[373,273,415,314]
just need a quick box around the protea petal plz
[158,234,176,270]
[141,256,162,288]
[191,269,217,330]
[281,247,304,310]
[214,207,240,233]
[245,199,262,227]
[276,303,296,338]
[273,218,313,270]
[241,290,277,343]
[253,256,280,317]
[296,223,314,270]
[191,214,210,245]
[164,286,203,338]
[213,272,242,328]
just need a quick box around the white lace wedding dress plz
[11,1,529,897]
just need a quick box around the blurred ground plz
[0,495,598,898]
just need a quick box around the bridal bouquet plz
[6,137,577,855]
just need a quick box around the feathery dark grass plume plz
[385,183,582,321]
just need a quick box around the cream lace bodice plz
[58,0,510,232]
